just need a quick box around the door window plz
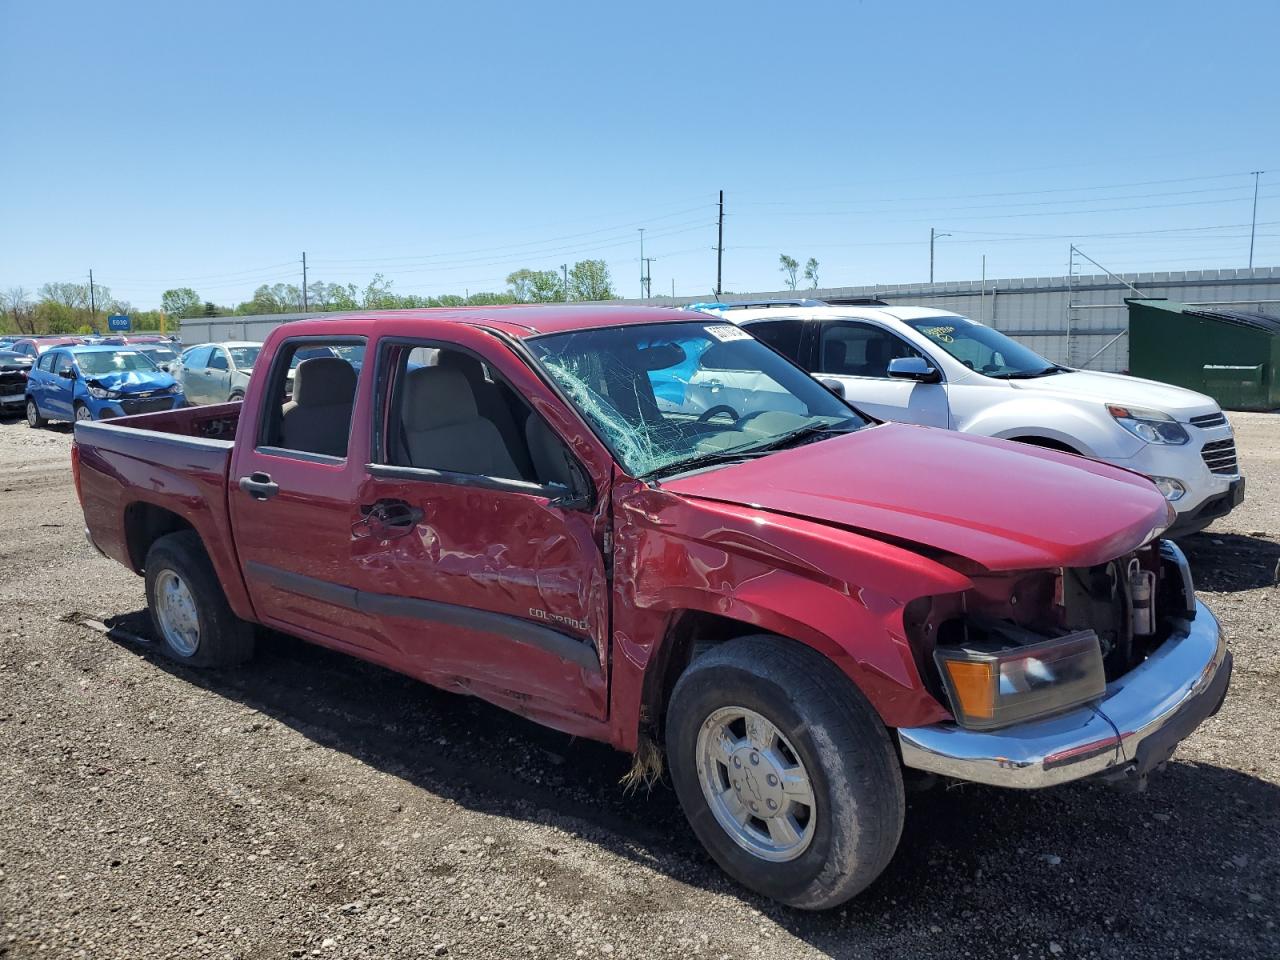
[375,342,577,492]
[257,338,365,460]
[208,349,229,371]
[743,318,807,364]
[184,346,213,369]
[55,353,75,376]
[37,352,56,372]
[819,322,926,378]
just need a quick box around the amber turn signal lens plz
[940,659,995,720]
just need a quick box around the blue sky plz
[2,0,1278,309]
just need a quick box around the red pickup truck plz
[73,306,1231,909]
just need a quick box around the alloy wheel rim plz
[695,705,817,862]
[154,569,200,657]
[75,405,92,422]
[26,401,37,426]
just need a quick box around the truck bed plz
[74,402,256,620]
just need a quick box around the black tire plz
[143,530,255,667]
[666,635,905,910]
[26,398,47,428]
[228,391,244,403]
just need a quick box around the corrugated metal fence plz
[177,266,1280,374]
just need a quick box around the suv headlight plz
[934,630,1106,730]
[1107,404,1189,445]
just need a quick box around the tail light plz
[70,442,83,506]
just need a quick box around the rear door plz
[816,319,949,426]
[181,346,214,404]
[27,351,55,412]
[205,348,233,402]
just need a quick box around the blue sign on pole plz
[107,314,131,332]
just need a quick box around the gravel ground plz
[0,412,1277,960]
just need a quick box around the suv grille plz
[0,371,26,390]
[1201,438,1238,475]
[1190,412,1227,428]
[120,396,175,416]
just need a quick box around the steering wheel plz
[696,404,741,423]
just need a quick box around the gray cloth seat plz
[437,351,534,480]
[525,415,574,488]
[401,366,521,479]
[280,357,357,457]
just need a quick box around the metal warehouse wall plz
[177,266,1280,374]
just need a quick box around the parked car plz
[175,341,263,404]
[132,343,181,372]
[6,336,83,360]
[0,350,34,415]
[701,304,1243,537]
[26,344,184,425]
[73,307,1231,910]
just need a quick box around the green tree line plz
[2,260,618,335]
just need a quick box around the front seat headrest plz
[403,366,478,431]
[292,357,357,407]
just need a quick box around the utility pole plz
[671,278,675,301]
[638,228,645,299]
[302,252,309,310]
[88,269,97,332]
[561,263,569,301]
[929,228,950,284]
[642,258,655,298]
[1249,171,1264,269]
[980,255,987,322]
[715,190,724,297]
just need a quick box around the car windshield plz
[76,350,159,377]
[140,347,177,362]
[527,320,865,478]
[903,315,1063,378]
[228,345,262,369]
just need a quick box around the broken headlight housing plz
[934,629,1106,730]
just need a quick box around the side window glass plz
[744,318,806,364]
[208,350,228,371]
[378,342,573,490]
[186,346,213,369]
[38,352,55,372]
[819,322,923,379]
[258,339,364,460]
[56,353,75,375]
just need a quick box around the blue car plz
[25,344,185,427]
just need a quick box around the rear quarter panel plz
[76,409,254,620]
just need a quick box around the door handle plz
[354,499,423,539]
[238,471,279,501]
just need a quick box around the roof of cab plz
[274,304,700,339]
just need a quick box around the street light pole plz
[929,228,951,284]
[1249,171,1264,269]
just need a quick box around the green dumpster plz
[1126,298,1280,411]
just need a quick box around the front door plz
[352,330,610,725]
[816,320,949,426]
[49,351,77,419]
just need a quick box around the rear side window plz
[744,318,807,364]
[257,338,365,461]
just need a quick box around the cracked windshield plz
[528,321,866,478]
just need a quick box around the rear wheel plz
[666,635,905,910]
[144,531,255,667]
[26,398,46,428]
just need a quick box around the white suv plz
[698,304,1243,537]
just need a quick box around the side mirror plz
[547,457,595,512]
[59,368,77,380]
[818,377,845,398]
[887,356,941,383]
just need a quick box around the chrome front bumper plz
[898,600,1231,789]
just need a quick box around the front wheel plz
[26,398,47,428]
[666,635,905,910]
[73,402,93,423]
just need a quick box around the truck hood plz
[87,370,178,394]
[1004,369,1219,420]
[662,423,1172,571]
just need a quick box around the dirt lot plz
[0,413,1277,960]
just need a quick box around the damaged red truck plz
[73,306,1232,909]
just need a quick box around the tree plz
[161,287,203,318]
[804,258,820,289]
[567,259,615,301]
[506,268,564,303]
[1,287,36,334]
[779,254,800,290]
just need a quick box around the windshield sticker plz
[918,325,956,343]
[705,324,752,343]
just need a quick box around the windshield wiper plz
[989,365,1068,379]
[744,418,863,453]
[642,445,774,481]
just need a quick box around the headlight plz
[87,385,121,400]
[934,630,1106,730]
[1149,475,1186,502]
[1107,404,1189,445]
